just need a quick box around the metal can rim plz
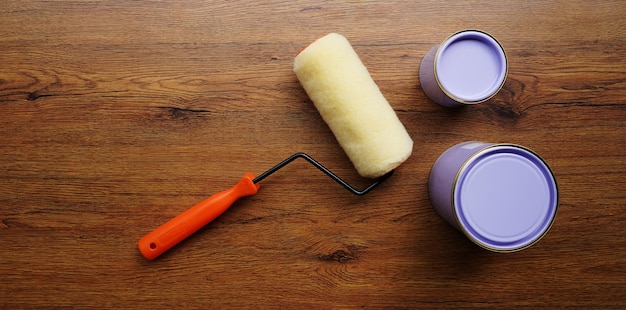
[450,143,559,252]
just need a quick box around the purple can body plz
[419,30,508,107]
[428,142,559,252]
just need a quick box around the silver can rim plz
[433,29,509,105]
[449,143,559,252]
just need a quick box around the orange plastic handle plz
[138,173,260,260]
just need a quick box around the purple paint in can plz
[428,142,558,252]
[419,30,508,107]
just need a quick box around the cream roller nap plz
[294,33,414,178]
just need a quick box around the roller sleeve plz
[294,33,413,178]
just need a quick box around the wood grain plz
[1,0,625,308]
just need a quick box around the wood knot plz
[318,249,355,264]
[27,92,50,101]
[480,100,525,126]
[158,106,210,120]
[317,245,366,264]
[490,101,523,119]
[168,107,191,119]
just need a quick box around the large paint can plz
[428,142,558,252]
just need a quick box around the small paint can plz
[428,142,558,252]
[419,30,508,107]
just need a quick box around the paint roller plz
[138,33,413,260]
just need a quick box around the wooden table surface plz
[1,1,625,308]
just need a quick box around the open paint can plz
[428,142,558,252]
[419,30,508,107]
